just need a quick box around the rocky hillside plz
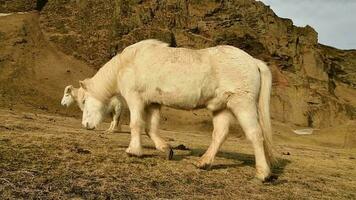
[1,0,355,128]
[0,12,95,114]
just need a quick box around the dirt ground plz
[0,108,355,199]
[0,12,356,200]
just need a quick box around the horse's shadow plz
[173,148,290,177]
[111,143,290,179]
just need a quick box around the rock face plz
[2,0,355,128]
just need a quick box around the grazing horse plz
[79,39,276,181]
[61,85,124,133]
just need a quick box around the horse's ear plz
[79,80,87,90]
[65,85,73,94]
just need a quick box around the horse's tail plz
[256,59,277,167]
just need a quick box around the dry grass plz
[0,108,355,199]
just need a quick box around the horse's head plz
[79,79,106,130]
[61,85,75,107]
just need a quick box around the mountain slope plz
[0,12,95,113]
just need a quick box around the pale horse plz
[79,39,276,181]
[61,85,124,133]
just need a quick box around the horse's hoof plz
[254,174,278,183]
[193,161,212,170]
[165,148,174,160]
[263,174,278,183]
[251,177,264,184]
[159,147,173,160]
[125,148,143,157]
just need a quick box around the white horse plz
[61,85,124,133]
[79,39,276,181]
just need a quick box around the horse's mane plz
[87,55,120,102]
[86,39,169,102]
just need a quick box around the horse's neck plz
[90,56,120,102]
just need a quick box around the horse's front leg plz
[145,104,173,160]
[125,93,145,157]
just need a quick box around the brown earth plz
[0,1,356,199]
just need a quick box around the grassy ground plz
[0,108,355,199]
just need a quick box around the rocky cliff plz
[1,0,355,128]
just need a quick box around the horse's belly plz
[143,79,217,110]
[150,91,213,110]
[153,91,207,110]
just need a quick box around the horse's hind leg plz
[106,121,114,132]
[106,102,122,133]
[196,109,234,169]
[105,113,116,133]
[227,97,271,181]
[113,102,122,132]
[125,93,145,157]
[145,104,173,160]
